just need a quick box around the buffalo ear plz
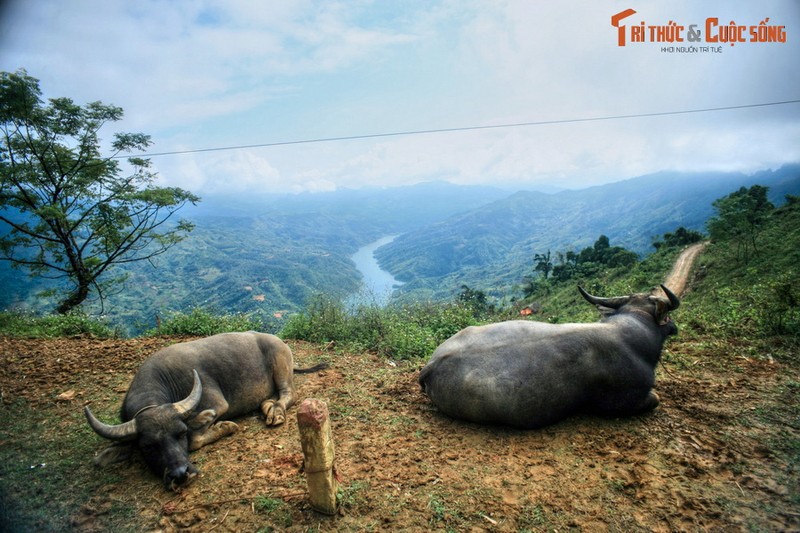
[652,299,669,320]
[93,442,134,467]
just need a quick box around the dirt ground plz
[1,330,799,532]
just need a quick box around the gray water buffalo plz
[84,331,326,490]
[419,285,680,428]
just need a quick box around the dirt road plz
[663,241,709,296]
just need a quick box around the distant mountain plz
[189,181,509,232]
[376,165,800,301]
[3,167,798,334]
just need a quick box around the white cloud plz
[2,0,798,195]
[158,150,281,194]
[1,0,419,128]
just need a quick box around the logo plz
[612,9,787,53]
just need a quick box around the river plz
[346,235,404,307]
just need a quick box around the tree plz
[578,235,609,264]
[707,185,774,264]
[457,284,493,316]
[521,275,544,299]
[0,70,200,313]
[652,226,704,250]
[574,235,635,268]
[533,250,553,279]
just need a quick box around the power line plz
[124,99,800,159]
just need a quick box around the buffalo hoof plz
[215,420,239,436]
[189,421,239,451]
[261,400,286,426]
[191,408,217,428]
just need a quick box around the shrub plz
[146,307,263,337]
[280,296,479,359]
[382,317,438,359]
[688,274,800,339]
[401,301,476,341]
[280,294,350,343]
[0,311,115,338]
[754,273,800,336]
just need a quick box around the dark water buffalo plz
[419,285,680,429]
[84,331,325,490]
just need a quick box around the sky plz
[1,0,799,195]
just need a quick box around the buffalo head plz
[578,284,680,336]
[84,370,204,490]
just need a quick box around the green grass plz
[144,306,265,337]
[0,401,137,532]
[427,492,463,528]
[280,296,479,359]
[337,480,369,511]
[0,310,115,338]
[680,200,800,355]
[518,503,553,531]
[253,496,293,528]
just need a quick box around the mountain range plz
[1,164,798,334]
[376,165,800,302]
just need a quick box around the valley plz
[345,235,404,308]
[377,165,800,303]
[1,165,798,335]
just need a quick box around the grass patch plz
[281,296,478,359]
[518,503,551,531]
[0,401,139,532]
[337,480,369,512]
[427,491,465,529]
[145,306,264,337]
[0,311,115,338]
[253,496,293,529]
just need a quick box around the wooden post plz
[297,399,337,515]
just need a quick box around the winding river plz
[347,235,403,307]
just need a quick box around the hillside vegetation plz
[686,194,800,340]
[378,165,800,304]
[0,183,507,335]
[1,167,797,336]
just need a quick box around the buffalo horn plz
[84,406,138,442]
[577,286,631,309]
[172,369,203,418]
[660,284,681,310]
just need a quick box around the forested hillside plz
[0,183,507,334]
[378,165,800,303]
[1,166,797,335]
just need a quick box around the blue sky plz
[1,1,798,195]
